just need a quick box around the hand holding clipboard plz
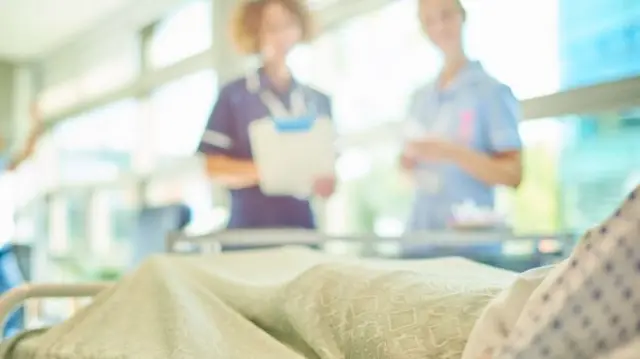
[249,115,336,198]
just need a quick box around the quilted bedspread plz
[0,247,516,359]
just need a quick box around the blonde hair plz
[230,0,315,55]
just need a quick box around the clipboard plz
[248,116,336,197]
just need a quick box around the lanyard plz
[246,71,307,118]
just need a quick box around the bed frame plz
[0,229,574,338]
[163,228,567,252]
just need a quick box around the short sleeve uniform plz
[197,69,332,229]
[407,61,522,230]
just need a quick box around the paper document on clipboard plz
[248,116,335,197]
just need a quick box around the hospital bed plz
[0,229,573,358]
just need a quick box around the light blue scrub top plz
[407,61,522,230]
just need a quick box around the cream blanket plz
[0,247,516,359]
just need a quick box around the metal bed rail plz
[0,283,110,339]
[166,228,576,256]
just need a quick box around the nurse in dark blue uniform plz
[197,0,335,229]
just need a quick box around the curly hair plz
[230,0,315,54]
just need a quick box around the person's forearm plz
[449,147,522,188]
[6,151,28,171]
[6,127,42,171]
[6,158,17,171]
[205,155,259,189]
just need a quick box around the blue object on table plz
[131,204,192,268]
[0,244,26,338]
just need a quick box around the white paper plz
[403,118,429,140]
[248,117,336,197]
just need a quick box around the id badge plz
[457,109,476,144]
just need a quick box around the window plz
[464,0,640,95]
[48,194,70,257]
[289,0,441,134]
[463,0,560,98]
[288,33,344,94]
[52,99,140,184]
[47,191,92,258]
[148,70,218,164]
[148,0,213,69]
[498,119,565,234]
[558,0,640,89]
[327,0,441,134]
[557,111,640,233]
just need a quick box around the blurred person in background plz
[197,0,335,229]
[400,0,523,231]
[0,105,43,172]
[0,104,42,337]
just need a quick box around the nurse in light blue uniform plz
[401,0,523,231]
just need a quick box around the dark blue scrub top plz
[197,69,332,229]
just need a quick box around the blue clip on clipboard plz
[272,115,315,133]
[248,114,334,196]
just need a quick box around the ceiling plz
[0,0,134,61]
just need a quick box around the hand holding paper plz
[405,137,458,162]
[399,152,417,170]
[248,116,336,197]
